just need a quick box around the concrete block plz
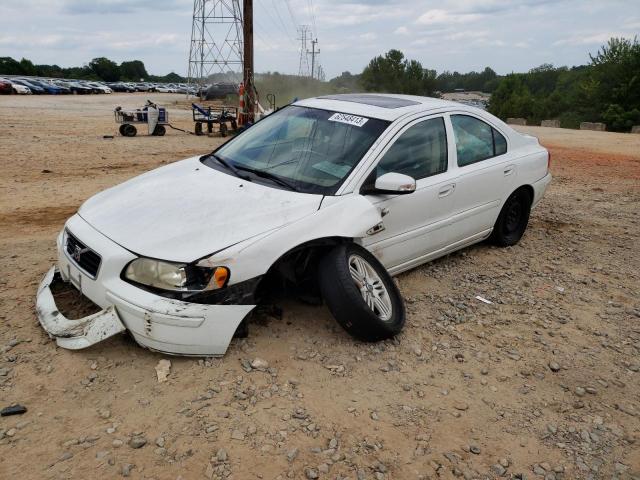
[507,118,527,126]
[631,126,640,134]
[580,122,606,131]
[541,119,560,128]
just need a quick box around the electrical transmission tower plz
[187,0,243,94]
[297,25,311,77]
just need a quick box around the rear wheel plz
[118,124,126,136]
[490,189,531,246]
[194,122,203,136]
[220,123,228,137]
[122,124,137,137]
[152,125,166,136]
[319,243,405,342]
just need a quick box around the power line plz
[271,0,296,41]
[307,0,317,37]
[255,0,297,48]
[253,17,280,51]
[283,0,299,30]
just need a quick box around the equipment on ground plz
[191,104,238,137]
[114,100,169,137]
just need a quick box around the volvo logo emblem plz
[71,245,90,263]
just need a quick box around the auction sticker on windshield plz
[328,113,369,127]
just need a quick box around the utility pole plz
[243,0,255,123]
[307,38,319,80]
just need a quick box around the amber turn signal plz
[213,267,229,288]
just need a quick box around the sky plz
[0,0,638,79]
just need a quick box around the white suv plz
[36,94,551,356]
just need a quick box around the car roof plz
[294,93,460,121]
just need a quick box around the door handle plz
[438,184,456,197]
[504,165,515,176]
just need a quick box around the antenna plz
[187,0,244,97]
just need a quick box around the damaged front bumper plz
[35,215,257,356]
[36,264,256,355]
[36,266,126,350]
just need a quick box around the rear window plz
[451,115,508,166]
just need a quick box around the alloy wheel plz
[348,254,393,321]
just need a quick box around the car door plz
[447,113,515,241]
[360,115,459,271]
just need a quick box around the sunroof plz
[318,94,421,109]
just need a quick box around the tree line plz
[488,37,640,131]
[0,56,185,83]
[333,37,639,132]
[329,49,499,97]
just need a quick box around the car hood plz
[78,156,323,262]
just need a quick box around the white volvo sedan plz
[36,94,551,356]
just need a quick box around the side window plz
[451,115,508,166]
[493,128,507,156]
[376,117,447,180]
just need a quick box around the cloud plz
[415,9,483,25]
[63,0,191,14]
[320,2,405,26]
[554,32,629,46]
[394,26,409,35]
[451,0,558,15]
[359,32,377,41]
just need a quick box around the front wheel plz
[319,244,405,342]
[152,125,166,136]
[490,189,531,247]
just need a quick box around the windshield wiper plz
[202,153,251,181]
[234,165,299,192]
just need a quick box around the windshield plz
[204,105,389,195]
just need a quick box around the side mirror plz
[370,172,416,195]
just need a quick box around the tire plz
[490,188,532,247]
[152,125,166,136]
[118,125,126,136]
[220,123,227,137]
[122,124,137,137]
[318,243,405,342]
[195,123,203,136]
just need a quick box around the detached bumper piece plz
[36,267,126,349]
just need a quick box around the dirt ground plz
[0,93,639,480]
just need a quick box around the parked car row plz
[105,82,198,95]
[0,76,199,95]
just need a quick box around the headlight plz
[124,258,229,292]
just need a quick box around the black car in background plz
[63,80,93,94]
[107,82,136,92]
[205,83,238,100]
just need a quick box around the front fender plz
[199,195,381,283]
